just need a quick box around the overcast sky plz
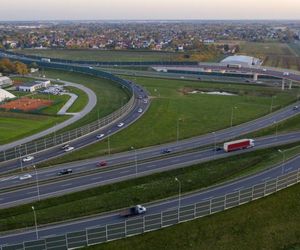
[1,0,300,21]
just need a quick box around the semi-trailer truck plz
[223,139,254,152]
[120,205,146,217]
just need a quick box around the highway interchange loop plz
[0,52,300,246]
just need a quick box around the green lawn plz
[1,142,299,232]
[41,76,298,166]
[38,69,131,131]
[64,86,89,113]
[86,182,300,250]
[0,112,67,145]
[14,49,221,62]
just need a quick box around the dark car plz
[214,147,223,152]
[97,161,107,167]
[58,169,73,175]
[293,106,299,110]
[161,148,172,154]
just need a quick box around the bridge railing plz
[1,168,299,250]
[0,60,136,163]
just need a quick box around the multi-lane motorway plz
[0,52,300,247]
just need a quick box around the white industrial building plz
[0,76,13,87]
[221,55,262,67]
[18,80,51,92]
[0,89,15,102]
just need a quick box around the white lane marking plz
[234,187,244,191]
[61,183,73,187]
[145,164,156,168]
[91,177,103,181]
[119,170,131,174]
[202,196,214,200]
[26,191,37,195]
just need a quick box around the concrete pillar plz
[289,80,293,90]
[282,79,285,91]
[253,73,258,81]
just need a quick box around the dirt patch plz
[0,97,53,112]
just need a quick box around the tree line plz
[0,58,29,75]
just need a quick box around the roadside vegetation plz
[64,86,89,113]
[40,76,298,166]
[1,142,300,232]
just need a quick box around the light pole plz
[230,106,237,127]
[107,130,111,155]
[32,206,39,240]
[131,146,138,177]
[212,132,216,158]
[278,149,286,174]
[273,121,278,139]
[175,177,181,208]
[270,96,276,113]
[33,165,40,201]
[18,146,23,172]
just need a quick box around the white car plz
[143,99,148,104]
[117,122,124,128]
[19,174,32,180]
[64,146,75,152]
[138,108,143,113]
[262,68,267,72]
[96,134,105,139]
[283,72,290,76]
[22,156,34,162]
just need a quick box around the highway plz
[1,146,299,245]
[0,131,299,209]
[0,52,300,247]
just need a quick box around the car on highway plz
[214,147,223,152]
[117,122,124,128]
[22,156,34,162]
[293,106,299,110]
[64,146,75,152]
[19,174,32,180]
[161,148,172,154]
[96,134,105,139]
[143,99,148,104]
[262,68,267,72]
[137,108,143,113]
[283,72,290,76]
[61,144,70,150]
[97,161,107,167]
[57,169,73,175]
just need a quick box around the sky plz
[1,0,300,21]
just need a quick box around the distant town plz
[1,20,300,52]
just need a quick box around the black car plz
[161,148,172,154]
[214,147,223,152]
[58,169,73,175]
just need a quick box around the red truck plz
[223,139,255,152]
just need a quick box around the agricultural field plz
[0,112,67,145]
[13,49,222,62]
[41,76,298,166]
[239,41,300,70]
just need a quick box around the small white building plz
[18,80,51,92]
[0,89,15,102]
[0,76,13,87]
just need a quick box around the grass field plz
[86,182,300,250]
[14,49,222,62]
[64,86,89,113]
[40,76,298,166]
[0,112,67,145]
[1,142,299,232]
[38,69,131,131]
[239,41,300,70]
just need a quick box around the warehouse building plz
[0,76,13,87]
[221,55,261,67]
[18,80,51,92]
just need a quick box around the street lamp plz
[32,206,39,240]
[273,121,278,139]
[270,96,276,113]
[174,177,181,208]
[278,149,286,174]
[33,165,40,201]
[230,106,237,127]
[131,146,138,177]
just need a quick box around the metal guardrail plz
[1,168,299,250]
[0,60,136,163]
